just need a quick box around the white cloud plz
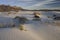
[17,0,33,2]
[7,0,34,3]
[16,0,35,4]
[27,0,55,8]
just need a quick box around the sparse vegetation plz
[19,17,28,24]
[32,18,41,21]
[14,16,28,24]
[32,12,41,21]
[14,16,28,31]
[33,12,40,18]
[19,24,25,31]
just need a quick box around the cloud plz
[18,0,33,2]
[6,0,33,2]
[16,0,34,3]
[6,0,34,3]
[27,0,55,8]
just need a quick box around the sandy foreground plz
[0,28,42,40]
[0,11,60,40]
[0,22,60,40]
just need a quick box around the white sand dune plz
[0,28,43,40]
[0,22,60,40]
[24,21,60,40]
[0,11,60,40]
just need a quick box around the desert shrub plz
[32,18,41,21]
[19,24,25,30]
[14,16,28,24]
[19,17,28,24]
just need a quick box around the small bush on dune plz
[32,18,41,21]
[19,24,25,30]
[19,24,27,31]
[14,16,28,24]
[19,17,28,24]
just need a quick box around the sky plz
[0,0,60,10]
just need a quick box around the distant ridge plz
[0,5,23,12]
[22,9,60,11]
